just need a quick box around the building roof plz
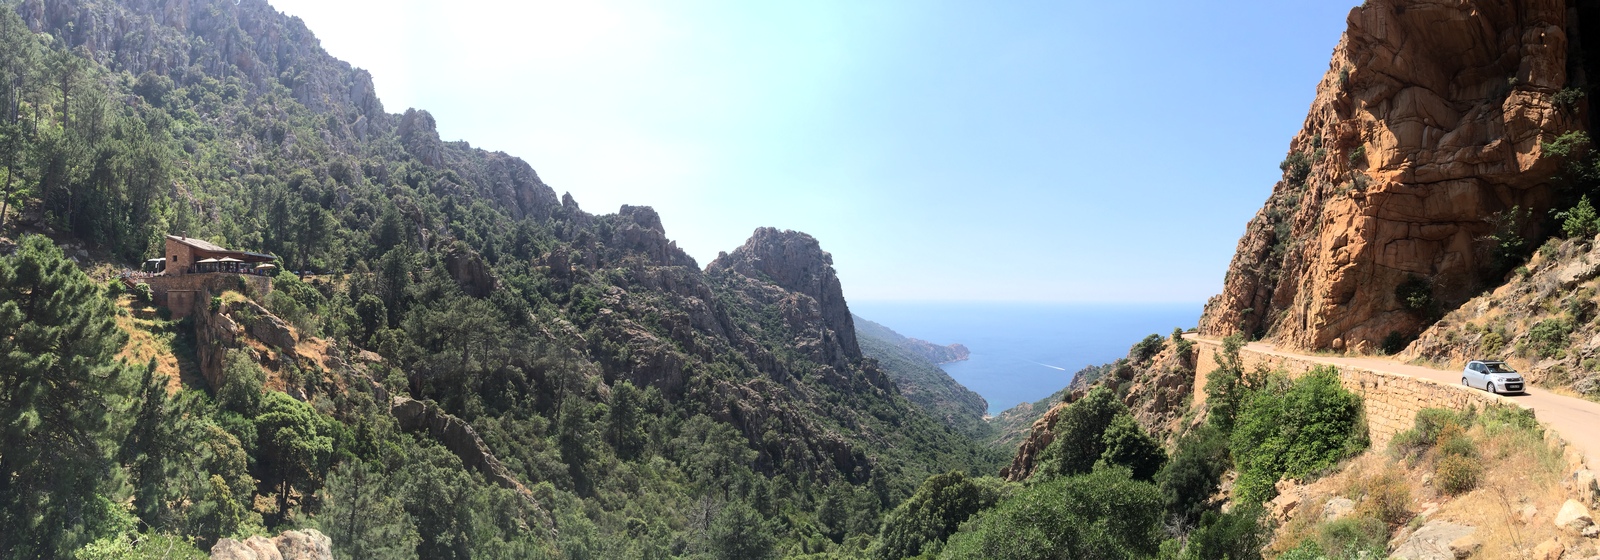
[167,235,229,252]
[165,235,277,263]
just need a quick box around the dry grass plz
[113,295,202,394]
[1266,415,1586,559]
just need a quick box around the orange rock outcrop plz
[1201,0,1587,351]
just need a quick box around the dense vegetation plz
[0,1,1002,557]
[853,315,992,441]
[881,334,1368,560]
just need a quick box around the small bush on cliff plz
[1230,367,1367,505]
[1380,331,1409,355]
[1555,87,1587,111]
[1280,151,1312,186]
[1526,318,1572,358]
[1172,327,1194,355]
[1435,454,1480,495]
[1131,333,1164,363]
[1559,196,1600,240]
[1395,275,1434,314]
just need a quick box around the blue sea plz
[850,302,1203,415]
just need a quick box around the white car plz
[1461,360,1525,395]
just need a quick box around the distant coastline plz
[905,338,971,364]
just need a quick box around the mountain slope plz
[0,0,1001,556]
[853,314,990,439]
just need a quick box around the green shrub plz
[1277,540,1324,560]
[1131,333,1164,363]
[1280,152,1312,186]
[1230,367,1367,505]
[1380,331,1409,355]
[134,282,154,303]
[217,349,265,414]
[1157,424,1231,525]
[210,296,223,313]
[1316,517,1388,559]
[1172,327,1194,355]
[1554,87,1586,110]
[1562,196,1600,240]
[873,471,1008,560]
[1348,145,1365,166]
[1036,387,1165,481]
[938,468,1164,560]
[1097,414,1166,482]
[1435,455,1480,495]
[1528,319,1572,358]
[1396,275,1433,314]
[1482,331,1506,356]
[1178,506,1268,560]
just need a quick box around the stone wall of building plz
[142,273,271,318]
[1193,340,1524,447]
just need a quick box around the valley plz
[7,0,1600,559]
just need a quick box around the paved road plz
[1200,337,1600,469]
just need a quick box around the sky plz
[269,0,1361,303]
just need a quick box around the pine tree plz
[0,235,133,557]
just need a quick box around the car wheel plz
[1462,377,1468,387]
[1489,383,1498,395]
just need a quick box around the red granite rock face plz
[1202,0,1585,352]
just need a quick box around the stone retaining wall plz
[141,273,271,318]
[1193,340,1525,447]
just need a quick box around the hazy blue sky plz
[271,0,1360,303]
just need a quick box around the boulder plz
[1533,538,1566,560]
[1449,534,1482,559]
[211,530,331,560]
[1557,499,1594,533]
[272,529,332,560]
[1322,497,1356,521]
[1392,521,1476,560]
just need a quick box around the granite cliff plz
[1201,0,1597,352]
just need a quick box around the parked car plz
[1461,360,1525,395]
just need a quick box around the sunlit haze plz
[270,0,1361,303]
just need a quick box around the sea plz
[849,302,1203,415]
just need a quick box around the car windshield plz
[1483,363,1516,374]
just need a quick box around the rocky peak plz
[1200,0,1588,351]
[398,108,445,167]
[709,228,860,360]
[619,205,665,233]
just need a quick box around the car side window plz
[1471,363,1483,373]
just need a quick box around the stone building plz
[143,235,277,318]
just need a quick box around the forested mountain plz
[852,315,991,440]
[0,0,1001,557]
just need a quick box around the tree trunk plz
[0,166,13,230]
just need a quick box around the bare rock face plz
[999,397,1066,481]
[708,228,860,362]
[397,108,445,167]
[1201,0,1584,351]
[1391,520,1477,560]
[442,241,497,298]
[211,529,332,560]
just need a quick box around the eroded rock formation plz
[708,227,861,363]
[1201,0,1588,351]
